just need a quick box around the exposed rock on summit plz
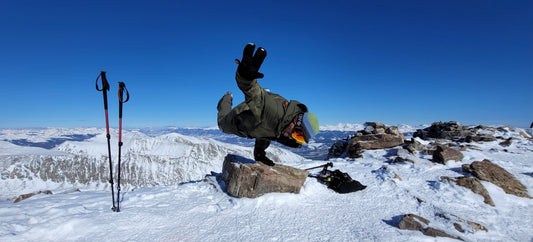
[462,159,531,198]
[221,154,308,198]
[413,121,500,143]
[432,145,464,164]
[328,122,405,159]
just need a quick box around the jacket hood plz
[277,100,308,136]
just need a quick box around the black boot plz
[254,140,275,166]
[255,153,275,166]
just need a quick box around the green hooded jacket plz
[218,72,308,149]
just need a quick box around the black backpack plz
[309,163,367,194]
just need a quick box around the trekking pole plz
[116,81,129,212]
[95,71,116,212]
[305,162,333,171]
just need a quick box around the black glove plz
[236,43,267,81]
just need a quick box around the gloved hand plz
[235,43,267,81]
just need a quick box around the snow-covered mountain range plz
[0,128,303,199]
[1,124,532,241]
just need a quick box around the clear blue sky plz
[1,0,531,128]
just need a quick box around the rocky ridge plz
[327,121,532,240]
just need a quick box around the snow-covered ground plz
[0,125,532,241]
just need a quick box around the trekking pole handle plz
[96,71,110,92]
[118,82,129,104]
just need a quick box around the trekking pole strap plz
[96,71,110,92]
[118,82,129,104]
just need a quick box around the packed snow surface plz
[0,126,532,241]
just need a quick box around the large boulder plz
[462,159,531,198]
[221,154,308,198]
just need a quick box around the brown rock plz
[433,145,463,164]
[454,220,488,233]
[403,138,425,154]
[423,227,462,240]
[353,133,405,150]
[221,154,308,198]
[455,176,495,206]
[465,134,497,143]
[328,122,405,159]
[414,121,473,141]
[441,176,495,206]
[499,138,513,147]
[12,190,53,203]
[398,214,429,231]
[437,212,488,233]
[462,159,531,198]
[346,123,405,158]
[465,220,488,233]
[393,156,416,164]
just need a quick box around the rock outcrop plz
[414,121,472,141]
[397,214,463,240]
[462,159,531,198]
[328,122,405,159]
[413,121,499,143]
[221,154,308,198]
[397,212,486,240]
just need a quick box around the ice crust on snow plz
[0,125,532,241]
